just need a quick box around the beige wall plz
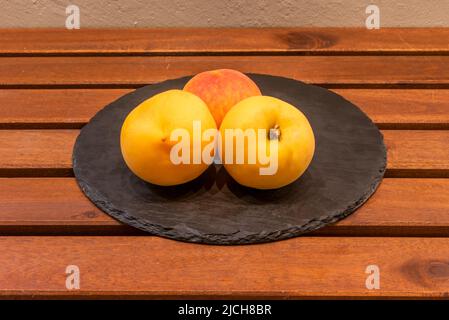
[1,0,448,28]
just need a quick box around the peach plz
[219,96,315,189]
[183,69,261,126]
[120,90,217,186]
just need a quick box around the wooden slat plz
[0,130,76,176]
[0,56,448,87]
[1,89,449,129]
[1,178,449,237]
[1,236,449,298]
[0,130,448,176]
[0,89,132,128]
[333,89,449,129]
[0,178,114,228]
[334,178,449,235]
[1,28,448,55]
[384,131,449,177]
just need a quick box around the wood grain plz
[0,89,132,128]
[383,131,449,177]
[0,130,447,176]
[333,89,449,129]
[0,28,448,55]
[1,89,449,129]
[0,56,448,87]
[0,130,76,176]
[1,178,449,237]
[1,236,449,298]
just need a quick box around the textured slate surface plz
[73,74,386,245]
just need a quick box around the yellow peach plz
[219,96,315,189]
[120,90,217,186]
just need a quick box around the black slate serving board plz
[73,74,386,245]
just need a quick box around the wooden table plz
[1,28,449,299]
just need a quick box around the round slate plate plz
[73,74,386,245]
